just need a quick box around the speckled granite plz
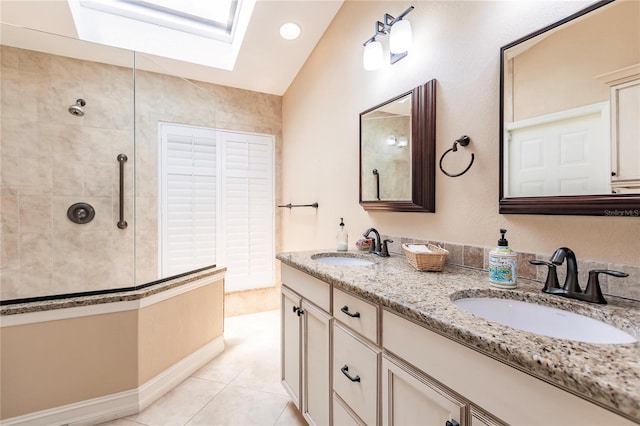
[277,250,640,423]
[0,266,226,316]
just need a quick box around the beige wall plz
[281,1,640,266]
[0,277,223,420]
[1,46,283,310]
[511,0,640,121]
[138,279,224,384]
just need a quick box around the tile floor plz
[101,310,306,426]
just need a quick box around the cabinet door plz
[382,354,466,426]
[301,300,331,426]
[470,405,507,426]
[611,79,640,187]
[281,286,302,409]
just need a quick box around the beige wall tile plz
[2,47,282,301]
[19,195,51,233]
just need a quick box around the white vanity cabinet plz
[280,263,635,425]
[383,309,634,426]
[281,265,331,426]
[381,353,466,426]
[600,64,640,193]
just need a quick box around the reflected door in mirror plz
[499,0,640,215]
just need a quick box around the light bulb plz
[389,19,412,54]
[280,23,301,40]
[397,137,408,148]
[386,135,397,146]
[363,40,383,71]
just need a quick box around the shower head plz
[68,99,86,117]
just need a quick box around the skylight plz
[67,0,255,70]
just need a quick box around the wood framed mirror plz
[360,79,436,212]
[499,0,640,216]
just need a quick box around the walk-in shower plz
[68,98,86,116]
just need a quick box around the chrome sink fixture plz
[453,297,637,344]
[311,253,375,266]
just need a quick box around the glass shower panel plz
[0,24,136,301]
[133,53,219,285]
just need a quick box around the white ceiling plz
[0,0,344,95]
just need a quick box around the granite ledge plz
[0,266,227,316]
[277,250,640,422]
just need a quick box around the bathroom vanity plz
[277,251,640,425]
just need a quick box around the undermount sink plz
[453,297,637,345]
[311,253,375,266]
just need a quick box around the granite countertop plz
[0,265,226,316]
[277,250,640,422]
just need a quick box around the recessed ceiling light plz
[280,23,301,40]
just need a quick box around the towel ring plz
[439,135,474,177]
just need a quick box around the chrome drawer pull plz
[341,365,361,382]
[341,306,361,318]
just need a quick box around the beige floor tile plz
[230,350,287,397]
[126,377,225,425]
[98,417,145,426]
[101,310,290,426]
[274,402,307,426]
[186,385,290,426]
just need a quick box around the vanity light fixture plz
[362,5,414,71]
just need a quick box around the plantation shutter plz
[159,123,274,291]
[218,130,274,292]
[160,124,218,277]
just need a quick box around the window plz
[68,0,256,69]
[159,123,274,291]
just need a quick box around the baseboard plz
[1,336,225,426]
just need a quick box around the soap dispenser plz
[488,228,518,289]
[337,218,348,251]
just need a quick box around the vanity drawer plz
[334,288,379,343]
[333,393,365,426]
[281,264,330,312]
[333,322,379,426]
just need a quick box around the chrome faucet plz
[530,247,628,304]
[362,228,392,257]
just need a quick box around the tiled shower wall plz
[0,46,282,300]
[384,235,640,302]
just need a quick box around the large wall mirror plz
[500,0,640,216]
[360,79,436,212]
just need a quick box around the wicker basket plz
[402,243,449,272]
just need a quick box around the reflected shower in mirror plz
[361,92,412,201]
[500,0,640,215]
[360,80,437,212]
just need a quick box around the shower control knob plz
[67,202,95,224]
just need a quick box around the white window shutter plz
[219,130,274,292]
[159,124,274,292]
[160,124,217,277]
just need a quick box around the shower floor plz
[100,310,304,426]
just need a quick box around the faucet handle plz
[529,260,561,293]
[380,239,393,257]
[584,269,629,305]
